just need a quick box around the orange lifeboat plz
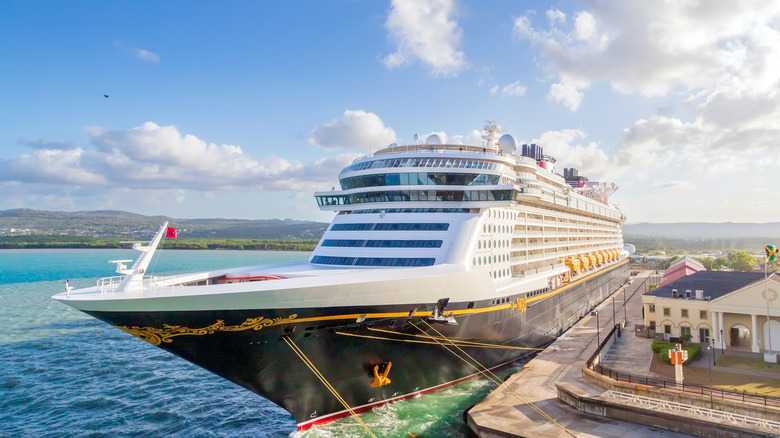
[578,255,590,269]
[596,252,604,264]
[565,257,581,271]
[588,254,597,266]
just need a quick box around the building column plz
[719,312,725,350]
[752,313,760,353]
[712,311,719,347]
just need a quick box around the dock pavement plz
[466,270,694,437]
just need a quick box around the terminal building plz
[642,269,780,355]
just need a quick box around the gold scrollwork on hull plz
[509,296,528,312]
[115,314,298,346]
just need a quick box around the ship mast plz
[481,121,504,151]
[111,221,169,292]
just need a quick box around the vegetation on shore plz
[634,250,779,272]
[625,236,775,255]
[0,235,318,251]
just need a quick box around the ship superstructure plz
[53,123,630,431]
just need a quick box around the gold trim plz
[116,314,298,346]
[510,296,528,312]
[114,260,629,345]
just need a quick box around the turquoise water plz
[0,249,508,437]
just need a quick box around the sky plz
[1,0,779,224]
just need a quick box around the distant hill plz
[623,222,780,239]
[0,209,329,239]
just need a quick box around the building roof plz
[645,270,764,300]
[658,256,706,287]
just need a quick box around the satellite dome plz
[498,134,518,155]
[425,133,444,145]
[388,143,399,148]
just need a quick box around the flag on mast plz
[166,227,178,239]
[766,245,778,262]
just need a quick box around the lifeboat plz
[596,252,604,264]
[565,257,581,271]
[588,254,597,266]
[578,255,590,269]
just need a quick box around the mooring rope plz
[415,320,576,437]
[282,336,377,437]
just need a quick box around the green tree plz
[713,257,729,270]
[727,251,758,272]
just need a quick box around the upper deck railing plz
[97,275,174,294]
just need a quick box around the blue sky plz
[1,0,779,224]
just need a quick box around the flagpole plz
[767,259,772,356]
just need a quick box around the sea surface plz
[0,249,514,438]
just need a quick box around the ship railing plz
[97,276,124,293]
[96,275,175,294]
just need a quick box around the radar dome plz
[425,133,444,145]
[498,134,518,155]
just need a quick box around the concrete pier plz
[466,270,780,437]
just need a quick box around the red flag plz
[165,227,178,238]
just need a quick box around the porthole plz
[478,241,481,249]
[468,302,475,309]
[472,257,476,265]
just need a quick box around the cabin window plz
[700,310,707,319]
[663,308,670,316]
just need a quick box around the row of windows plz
[490,288,547,305]
[341,157,503,174]
[477,239,510,249]
[311,256,435,266]
[652,323,710,341]
[317,189,515,206]
[473,254,510,265]
[348,208,472,214]
[649,305,707,319]
[340,172,500,190]
[321,239,443,248]
[330,223,450,231]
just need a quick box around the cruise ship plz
[53,122,630,431]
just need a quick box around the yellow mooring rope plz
[414,320,576,438]
[282,337,377,438]
[366,326,548,351]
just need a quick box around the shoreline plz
[0,237,318,251]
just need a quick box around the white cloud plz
[306,110,396,151]
[476,66,493,87]
[0,122,357,195]
[573,11,597,41]
[449,130,483,146]
[512,1,780,189]
[653,180,697,190]
[514,1,780,105]
[529,129,617,179]
[548,77,586,111]
[382,0,465,76]
[546,9,566,26]
[135,48,160,62]
[490,81,527,97]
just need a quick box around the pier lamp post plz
[612,296,616,328]
[712,337,716,367]
[624,285,628,323]
[707,345,714,409]
[720,329,724,355]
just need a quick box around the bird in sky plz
[104,94,109,98]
